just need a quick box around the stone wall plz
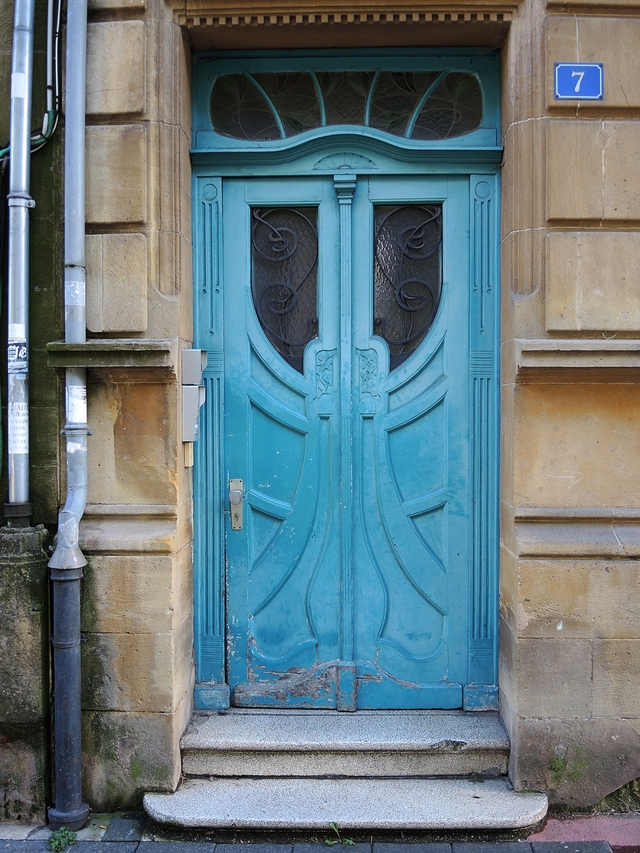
[75,0,194,810]
[500,0,640,808]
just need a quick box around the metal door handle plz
[229,479,243,530]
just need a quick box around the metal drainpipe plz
[47,0,90,831]
[5,0,36,527]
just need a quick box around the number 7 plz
[571,70,585,92]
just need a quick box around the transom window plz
[193,53,500,153]
[210,70,483,141]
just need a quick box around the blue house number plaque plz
[554,63,604,100]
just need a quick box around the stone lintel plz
[46,339,176,374]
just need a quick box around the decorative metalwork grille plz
[210,71,482,141]
[251,207,319,373]
[374,205,442,370]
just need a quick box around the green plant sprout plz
[325,821,355,846]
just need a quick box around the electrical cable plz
[0,0,62,159]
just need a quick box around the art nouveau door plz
[221,171,475,710]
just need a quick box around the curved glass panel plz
[317,71,374,126]
[412,72,484,140]
[251,207,319,373]
[210,73,280,140]
[369,71,441,136]
[373,205,442,371]
[210,70,483,141]
[252,72,322,136]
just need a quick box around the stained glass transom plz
[210,70,482,141]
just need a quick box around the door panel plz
[222,172,473,709]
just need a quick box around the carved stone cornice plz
[168,0,519,30]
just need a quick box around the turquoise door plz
[219,171,480,710]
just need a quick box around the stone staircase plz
[143,710,548,830]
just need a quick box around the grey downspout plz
[47,0,90,830]
[5,0,35,526]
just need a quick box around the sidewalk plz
[0,812,638,853]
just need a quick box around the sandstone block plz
[87,22,145,116]
[546,17,640,111]
[82,711,179,812]
[82,632,174,713]
[546,231,640,332]
[514,383,640,508]
[517,560,640,639]
[509,716,640,809]
[87,377,177,507]
[603,121,640,220]
[86,125,147,225]
[82,554,174,635]
[88,0,144,10]
[593,640,640,717]
[546,120,603,221]
[516,638,592,718]
[86,233,148,333]
[547,121,640,222]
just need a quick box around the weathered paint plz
[192,52,500,711]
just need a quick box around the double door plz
[214,171,487,710]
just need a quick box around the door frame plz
[191,50,501,712]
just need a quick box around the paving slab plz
[452,845,533,853]
[76,816,114,842]
[374,845,451,853]
[530,844,613,853]
[0,829,38,841]
[293,844,369,853]
[102,816,145,843]
[143,777,548,831]
[529,817,640,853]
[216,845,293,853]
[20,831,50,842]
[73,844,139,853]
[138,843,215,853]
[0,843,50,852]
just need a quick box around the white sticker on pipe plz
[67,384,87,423]
[7,339,27,374]
[11,72,27,99]
[8,401,29,454]
[9,324,26,340]
[65,280,86,306]
[67,439,86,454]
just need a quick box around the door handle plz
[229,479,243,530]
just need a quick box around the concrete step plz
[181,710,510,778]
[143,776,548,830]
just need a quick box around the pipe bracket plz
[7,192,35,208]
[50,636,82,649]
